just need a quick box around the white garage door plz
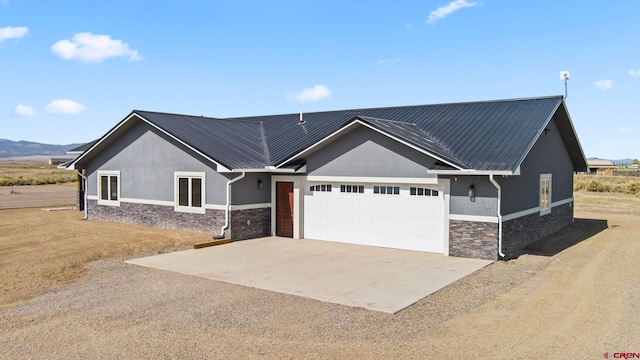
[303,183,445,253]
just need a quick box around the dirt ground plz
[0,186,639,359]
[0,183,77,210]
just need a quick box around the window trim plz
[97,171,120,206]
[174,171,206,214]
[540,174,552,216]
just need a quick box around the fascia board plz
[275,119,464,170]
[559,101,589,172]
[65,112,139,170]
[511,99,563,173]
[427,169,515,176]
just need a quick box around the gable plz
[83,120,230,205]
[305,125,438,178]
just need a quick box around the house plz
[65,95,587,260]
[50,140,98,165]
[587,158,615,174]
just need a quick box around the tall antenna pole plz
[560,71,570,99]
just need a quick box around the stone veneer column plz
[449,220,499,260]
[229,207,271,240]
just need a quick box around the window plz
[340,184,364,193]
[310,184,332,192]
[410,187,439,197]
[373,185,400,195]
[540,174,551,215]
[175,172,205,213]
[97,171,120,206]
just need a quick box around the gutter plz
[77,170,88,220]
[489,174,506,258]
[215,172,246,239]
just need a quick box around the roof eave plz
[428,167,520,176]
[218,165,307,174]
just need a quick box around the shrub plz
[585,179,607,192]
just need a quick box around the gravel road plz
[1,188,639,359]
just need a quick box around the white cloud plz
[629,70,640,77]
[379,58,401,64]
[51,32,142,63]
[14,104,36,117]
[594,80,613,91]
[427,0,478,25]
[45,99,86,114]
[287,85,332,102]
[0,26,29,42]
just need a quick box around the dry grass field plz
[0,162,77,186]
[0,185,639,358]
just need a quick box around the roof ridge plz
[220,95,564,120]
[356,115,416,125]
[134,110,264,125]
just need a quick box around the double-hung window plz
[175,172,205,214]
[97,171,120,206]
[540,174,551,215]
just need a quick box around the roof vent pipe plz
[298,110,305,125]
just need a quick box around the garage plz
[303,182,446,253]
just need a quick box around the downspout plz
[76,170,88,220]
[215,172,246,239]
[489,174,506,258]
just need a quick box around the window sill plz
[174,206,206,214]
[97,200,120,207]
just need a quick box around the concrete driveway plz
[126,237,492,313]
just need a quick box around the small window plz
[175,172,205,213]
[540,174,551,215]
[374,185,400,195]
[340,184,364,193]
[98,171,120,206]
[410,186,439,197]
[310,184,332,192]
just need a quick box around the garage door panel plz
[304,183,445,253]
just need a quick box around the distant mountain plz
[0,139,84,158]
[587,157,635,165]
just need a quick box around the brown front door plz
[276,182,294,237]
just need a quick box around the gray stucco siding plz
[306,125,438,179]
[230,172,272,205]
[497,116,575,215]
[448,176,498,217]
[83,120,228,205]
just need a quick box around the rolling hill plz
[0,139,83,158]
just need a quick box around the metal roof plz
[70,95,587,173]
[135,111,269,169]
[69,140,98,153]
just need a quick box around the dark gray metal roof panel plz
[134,111,268,169]
[69,140,98,152]
[356,116,468,169]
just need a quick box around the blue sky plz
[1,0,639,159]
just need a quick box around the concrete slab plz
[126,237,492,313]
